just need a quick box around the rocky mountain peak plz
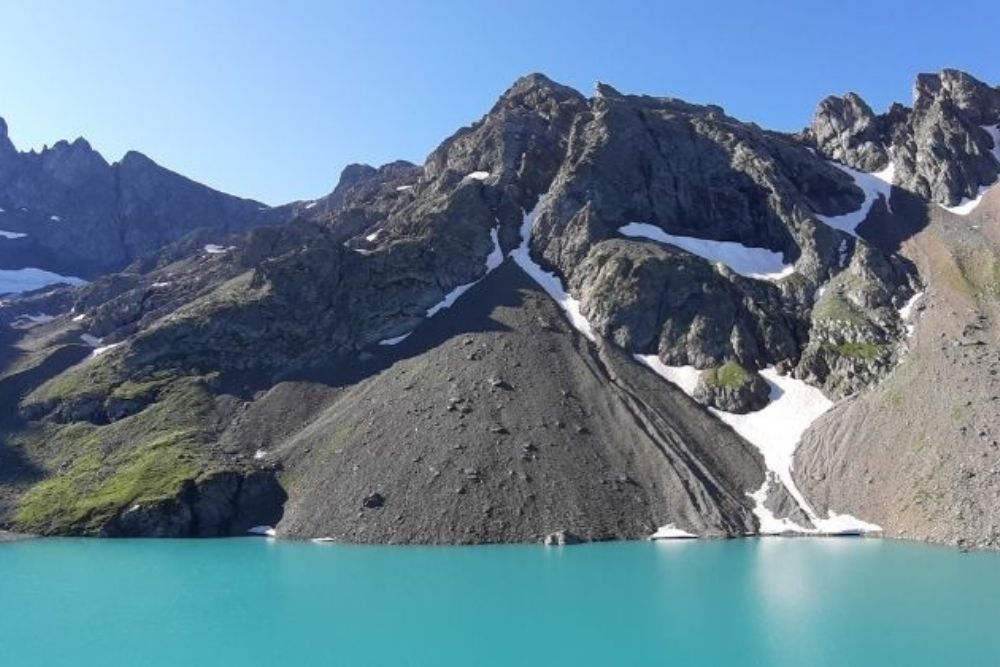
[810,92,889,172]
[914,69,1000,125]
[0,116,15,160]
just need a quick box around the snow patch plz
[816,161,894,236]
[150,281,171,288]
[650,524,697,540]
[365,230,381,242]
[619,223,795,281]
[79,333,102,347]
[378,332,411,346]
[71,313,86,322]
[304,201,318,209]
[395,185,414,191]
[253,449,267,460]
[0,230,27,239]
[49,215,61,222]
[0,268,86,294]
[91,342,122,357]
[204,244,234,254]
[511,200,596,341]
[311,537,336,543]
[941,125,1000,216]
[463,171,490,182]
[247,526,276,537]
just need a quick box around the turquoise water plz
[2,538,997,666]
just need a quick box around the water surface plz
[2,537,996,666]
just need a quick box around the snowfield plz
[816,161,894,236]
[0,268,86,294]
[619,223,795,281]
[941,125,1000,215]
[638,359,882,536]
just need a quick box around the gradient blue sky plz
[2,1,997,205]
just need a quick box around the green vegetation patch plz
[14,432,200,534]
[702,361,751,388]
[813,290,869,326]
[12,375,219,534]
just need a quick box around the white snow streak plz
[619,223,795,281]
[816,161,895,236]
[71,313,86,322]
[463,171,491,182]
[91,342,122,357]
[941,125,1000,216]
[899,290,923,338]
[395,185,414,191]
[377,226,504,346]
[511,200,596,341]
[247,526,276,537]
[365,230,381,242]
[378,332,411,346]
[0,230,27,239]
[0,268,86,294]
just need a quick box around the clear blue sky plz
[2,1,998,205]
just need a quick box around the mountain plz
[0,118,278,282]
[1,69,999,548]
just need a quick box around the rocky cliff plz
[1,69,999,547]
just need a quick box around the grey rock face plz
[809,93,891,172]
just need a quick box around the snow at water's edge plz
[511,200,596,341]
[816,161,894,236]
[619,223,795,281]
[650,524,697,539]
[940,125,1000,216]
[636,359,882,536]
[247,526,276,537]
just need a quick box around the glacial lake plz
[2,537,998,666]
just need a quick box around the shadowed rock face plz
[1,69,1000,546]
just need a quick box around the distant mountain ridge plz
[0,117,274,279]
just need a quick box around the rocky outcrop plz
[102,470,286,538]
[809,69,1000,207]
[692,363,770,413]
